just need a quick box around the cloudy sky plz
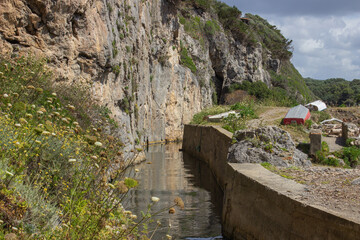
[222,0,360,80]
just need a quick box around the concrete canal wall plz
[182,124,360,240]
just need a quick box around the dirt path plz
[247,107,289,128]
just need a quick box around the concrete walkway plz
[323,136,346,152]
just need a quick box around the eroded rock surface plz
[0,0,282,154]
[228,126,312,167]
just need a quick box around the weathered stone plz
[229,126,312,167]
[351,177,360,185]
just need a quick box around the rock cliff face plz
[0,0,279,151]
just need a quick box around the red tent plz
[283,105,311,125]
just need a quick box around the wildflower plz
[67,104,75,110]
[52,133,56,136]
[14,123,21,128]
[115,181,128,193]
[94,141,103,147]
[53,112,60,116]
[73,121,79,125]
[19,118,28,124]
[38,107,46,112]
[31,104,36,109]
[37,110,43,115]
[3,93,8,98]
[7,103,12,107]
[91,155,98,160]
[168,208,176,214]
[25,113,33,119]
[151,196,160,202]
[61,118,69,124]
[11,226,18,231]
[5,171,14,176]
[130,214,137,220]
[166,234,172,240]
[174,197,185,209]
[35,87,43,93]
[52,92,57,96]
[47,100,52,104]
[68,159,76,163]
[135,168,140,172]
[42,131,51,136]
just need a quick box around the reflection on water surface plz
[126,144,223,239]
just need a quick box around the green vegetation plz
[228,81,298,106]
[191,101,257,133]
[0,55,183,239]
[179,0,314,102]
[180,43,197,73]
[305,78,360,106]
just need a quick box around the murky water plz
[125,143,223,240]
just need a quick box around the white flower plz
[7,103,12,107]
[68,158,76,163]
[151,196,160,202]
[14,123,21,128]
[3,94,8,98]
[52,92,57,96]
[94,141,103,147]
[37,110,43,115]
[31,104,36,109]
[52,132,56,136]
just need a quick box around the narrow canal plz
[126,143,224,239]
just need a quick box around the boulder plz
[228,126,312,167]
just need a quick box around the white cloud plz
[265,14,360,80]
[298,39,324,53]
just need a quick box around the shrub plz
[342,146,360,167]
[180,44,197,73]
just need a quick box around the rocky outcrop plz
[0,0,281,154]
[228,126,312,167]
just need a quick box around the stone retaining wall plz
[182,124,360,240]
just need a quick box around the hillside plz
[0,0,313,151]
[305,78,360,106]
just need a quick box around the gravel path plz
[276,166,360,222]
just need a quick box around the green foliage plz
[180,43,197,73]
[191,105,230,124]
[112,64,121,75]
[0,54,167,239]
[230,80,299,106]
[342,146,360,167]
[222,113,246,133]
[305,78,360,106]
[311,110,331,123]
[305,119,313,129]
[204,20,220,35]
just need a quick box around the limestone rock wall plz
[0,0,274,153]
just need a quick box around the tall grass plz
[0,55,183,239]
